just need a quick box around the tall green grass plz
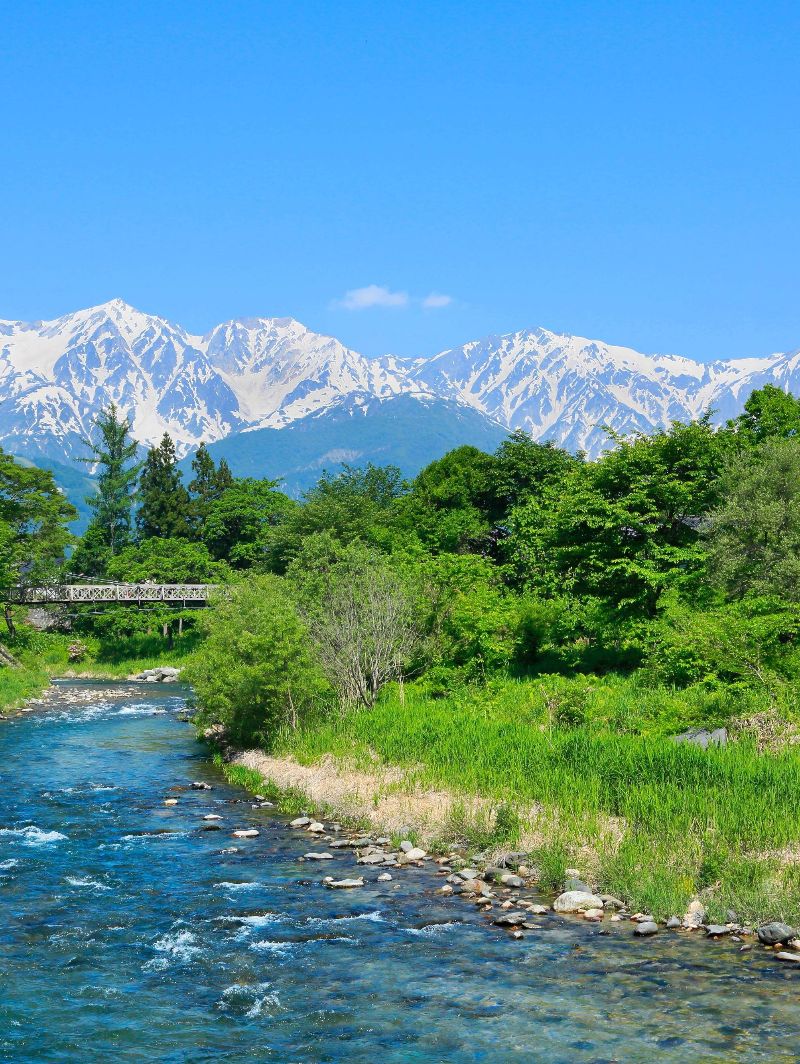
[278,678,800,923]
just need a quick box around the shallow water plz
[1,682,799,1063]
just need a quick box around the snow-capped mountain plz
[410,328,796,456]
[1,300,799,471]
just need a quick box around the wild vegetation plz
[4,387,800,920]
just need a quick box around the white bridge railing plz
[8,584,218,604]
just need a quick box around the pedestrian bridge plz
[8,584,218,605]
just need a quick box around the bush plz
[186,576,328,746]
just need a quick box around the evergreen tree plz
[188,444,233,532]
[137,433,191,540]
[80,405,141,566]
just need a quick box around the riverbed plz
[1,682,798,1062]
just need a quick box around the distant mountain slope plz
[3,300,800,479]
[180,395,509,495]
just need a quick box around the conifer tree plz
[77,405,141,571]
[188,444,234,533]
[137,433,191,541]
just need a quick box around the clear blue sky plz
[2,1,799,360]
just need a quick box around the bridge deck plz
[9,584,218,605]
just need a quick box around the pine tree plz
[80,405,141,562]
[188,445,234,534]
[137,433,192,540]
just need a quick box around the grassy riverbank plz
[239,676,800,926]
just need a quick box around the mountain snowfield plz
[1,299,799,471]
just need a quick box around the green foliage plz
[186,576,328,745]
[202,479,295,567]
[188,444,233,530]
[106,537,229,584]
[136,433,192,540]
[727,384,800,446]
[706,439,800,601]
[0,448,76,596]
[80,405,141,561]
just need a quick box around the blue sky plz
[2,1,798,360]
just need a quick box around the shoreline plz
[210,736,800,967]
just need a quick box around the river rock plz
[304,852,334,860]
[494,911,527,927]
[682,900,706,928]
[323,876,364,889]
[357,853,387,865]
[203,814,223,821]
[164,798,178,806]
[757,922,797,946]
[553,890,604,913]
[400,840,415,852]
[290,817,311,828]
[706,924,731,937]
[526,903,549,915]
[583,908,604,921]
[403,847,427,862]
[377,872,393,882]
[776,951,800,963]
[499,873,524,888]
[666,916,682,929]
[191,781,212,790]
[202,823,221,831]
[233,829,259,838]
[307,821,325,833]
[459,868,480,881]
[565,877,593,893]
[634,921,659,936]
[600,894,626,911]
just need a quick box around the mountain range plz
[2,299,799,500]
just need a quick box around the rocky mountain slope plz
[1,300,798,473]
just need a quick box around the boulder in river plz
[776,951,800,963]
[634,921,659,936]
[304,852,334,860]
[323,876,365,889]
[233,829,259,838]
[758,922,797,946]
[290,817,311,828]
[706,924,731,937]
[553,890,604,913]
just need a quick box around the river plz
[1,681,798,1062]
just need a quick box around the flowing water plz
[1,682,799,1063]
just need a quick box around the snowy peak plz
[2,301,800,468]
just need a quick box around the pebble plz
[232,829,259,838]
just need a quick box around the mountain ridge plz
[2,300,799,472]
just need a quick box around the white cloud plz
[422,292,453,309]
[335,284,409,311]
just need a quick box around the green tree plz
[492,432,579,512]
[0,449,76,635]
[203,479,295,566]
[187,576,326,745]
[508,418,725,625]
[188,444,233,532]
[80,404,141,569]
[705,438,800,601]
[137,433,191,540]
[266,464,405,571]
[106,537,229,584]
[395,446,498,554]
[727,384,800,446]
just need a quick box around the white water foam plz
[0,858,19,870]
[65,876,110,891]
[218,982,281,1018]
[304,910,385,929]
[214,880,265,893]
[406,921,460,937]
[0,825,67,846]
[144,929,203,971]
